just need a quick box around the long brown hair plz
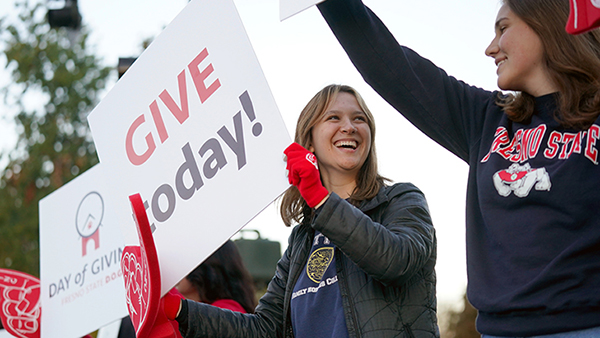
[498,0,600,129]
[279,84,387,227]
[185,240,257,313]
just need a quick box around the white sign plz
[39,164,128,338]
[280,0,325,21]
[96,318,122,338]
[0,330,15,338]
[87,0,291,296]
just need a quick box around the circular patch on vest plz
[306,247,334,283]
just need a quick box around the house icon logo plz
[75,191,104,257]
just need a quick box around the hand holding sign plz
[567,0,600,34]
[0,269,41,338]
[121,193,181,338]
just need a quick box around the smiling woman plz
[307,91,372,196]
[317,0,600,336]
[485,4,555,97]
[152,84,439,338]
[285,85,379,212]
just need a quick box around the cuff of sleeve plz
[312,192,342,231]
[176,300,189,333]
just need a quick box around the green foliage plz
[0,0,111,276]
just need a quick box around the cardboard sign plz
[39,164,128,338]
[87,0,291,296]
[280,0,325,21]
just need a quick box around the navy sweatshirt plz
[317,0,600,336]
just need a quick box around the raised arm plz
[318,0,494,161]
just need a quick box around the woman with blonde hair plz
[160,84,438,337]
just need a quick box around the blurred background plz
[0,0,503,336]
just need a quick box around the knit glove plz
[162,288,184,320]
[284,143,329,208]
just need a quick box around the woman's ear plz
[308,144,315,153]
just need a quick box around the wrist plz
[314,192,330,209]
[175,299,182,319]
[163,292,184,320]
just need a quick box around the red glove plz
[162,288,184,320]
[143,288,183,338]
[150,295,182,338]
[284,143,329,208]
[566,0,600,34]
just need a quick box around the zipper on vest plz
[337,249,361,337]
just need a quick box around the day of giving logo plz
[76,192,104,257]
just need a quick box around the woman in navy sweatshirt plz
[317,0,600,337]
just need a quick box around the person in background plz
[316,0,600,337]
[175,239,257,314]
[160,84,438,337]
[118,240,255,338]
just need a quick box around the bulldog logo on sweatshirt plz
[493,163,551,198]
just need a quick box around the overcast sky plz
[0,0,503,307]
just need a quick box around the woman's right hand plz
[284,143,329,208]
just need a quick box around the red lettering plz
[124,47,219,166]
[126,115,156,166]
[150,100,168,143]
[498,135,517,160]
[481,127,509,162]
[585,125,599,164]
[528,125,546,159]
[517,129,532,162]
[189,48,221,103]
[559,133,576,159]
[510,129,524,162]
[544,131,561,159]
[572,131,585,154]
[159,70,189,124]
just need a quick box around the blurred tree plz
[441,293,480,338]
[0,0,110,276]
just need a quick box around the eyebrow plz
[495,17,508,29]
[324,110,365,115]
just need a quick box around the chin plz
[497,82,516,93]
[497,78,522,93]
[497,79,508,91]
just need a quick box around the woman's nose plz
[485,37,499,57]
[341,119,357,133]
